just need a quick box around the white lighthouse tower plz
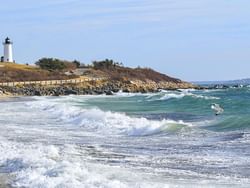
[3,37,14,63]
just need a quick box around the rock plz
[105,90,113,95]
[64,89,78,95]
[122,88,130,93]
[111,88,119,93]
[93,89,104,95]
[34,90,41,96]
[0,78,197,97]
[52,91,60,96]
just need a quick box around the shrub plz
[35,58,77,71]
[72,60,81,68]
[92,59,122,70]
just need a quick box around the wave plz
[52,89,220,102]
[26,100,192,136]
[191,93,220,100]
[114,90,153,97]
[113,89,220,101]
[146,90,220,101]
[0,137,137,188]
[205,116,250,131]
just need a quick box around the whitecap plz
[25,100,192,137]
[150,93,219,101]
[0,138,133,188]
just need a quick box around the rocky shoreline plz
[0,80,198,97]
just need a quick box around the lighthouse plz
[2,37,14,63]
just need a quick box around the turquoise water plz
[0,88,250,187]
[80,88,250,131]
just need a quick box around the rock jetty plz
[0,79,197,97]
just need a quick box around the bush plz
[35,58,76,71]
[92,59,122,70]
[72,60,81,68]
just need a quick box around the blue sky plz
[0,0,250,81]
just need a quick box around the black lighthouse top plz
[4,37,12,44]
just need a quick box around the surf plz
[25,98,193,136]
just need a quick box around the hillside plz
[0,63,77,82]
[0,60,196,96]
[0,60,188,85]
[84,66,182,83]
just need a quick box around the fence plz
[0,77,103,87]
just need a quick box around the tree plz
[35,58,67,71]
[72,60,81,68]
[92,59,122,70]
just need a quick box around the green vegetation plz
[92,59,123,69]
[87,59,181,83]
[0,58,182,84]
[35,58,77,71]
[72,60,81,68]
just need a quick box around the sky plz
[0,0,250,81]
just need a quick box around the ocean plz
[0,88,250,187]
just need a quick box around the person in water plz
[211,103,224,115]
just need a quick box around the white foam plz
[1,136,206,188]
[177,89,197,92]
[26,100,192,136]
[159,93,186,100]
[191,94,220,100]
[0,137,135,188]
[114,90,153,97]
[147,90,220,101]
[51,90,220,102]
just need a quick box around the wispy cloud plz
[2,0,248,35]
[1,0,250,80]
[1,0,201,28]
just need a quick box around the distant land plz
[193,78,250,86]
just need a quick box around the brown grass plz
[0,63,183,84]
[85,66,182,83]
[0,63,77,82]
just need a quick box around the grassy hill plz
[0,63,76,82]
[0,61,196,95]
[84,66,182,83]
[0,60,191,89]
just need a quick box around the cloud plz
[1,0,250,81]
[0,0,197,27]
[1,0,250,37]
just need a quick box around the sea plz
[0,87,250,188]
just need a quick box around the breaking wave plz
[26,99,192,136]
[0,138,139,188]
[146,90,220,101]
